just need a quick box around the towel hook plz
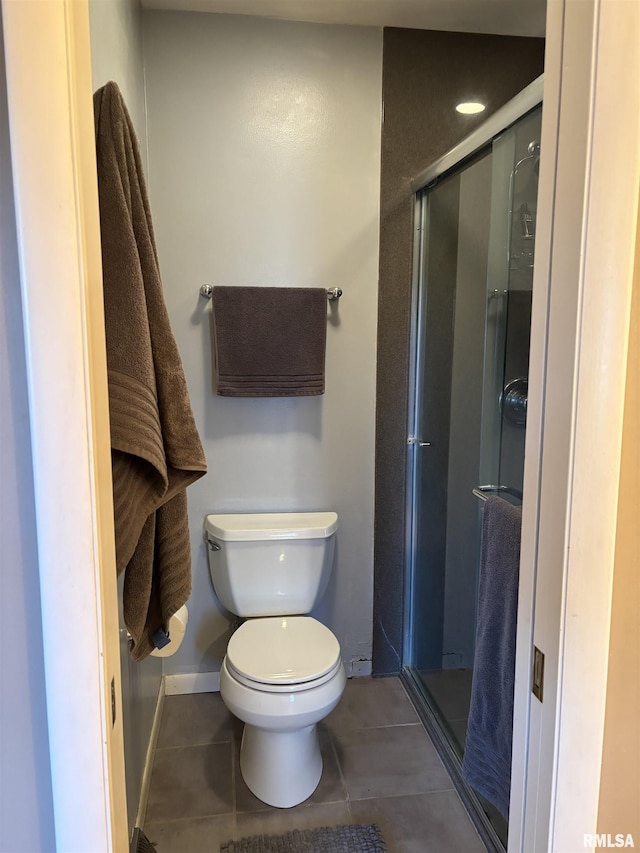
[198,285,342,301]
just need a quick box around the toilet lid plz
[226,616,341,686]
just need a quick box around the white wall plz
[142,10,382,677]
[0,19,56,852]
[89,0,148,170]
[88,0,161,832]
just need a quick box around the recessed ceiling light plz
[456,101,486,115]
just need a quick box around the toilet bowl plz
[220,616,346,807]
[205,512,346,809]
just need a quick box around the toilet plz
[204,511,346,809]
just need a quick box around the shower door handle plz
[407,437,431,447]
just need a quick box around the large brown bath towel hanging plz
[94,81,206,661]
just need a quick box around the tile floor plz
[143,676,486,853]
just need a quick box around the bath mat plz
[220,823,387,853]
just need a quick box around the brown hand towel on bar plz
[211,286,327,396]
[94,81,207,661]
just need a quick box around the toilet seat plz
[226,657,343,693]
[226,616,341,692]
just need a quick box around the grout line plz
[328,721,422,737]
[145,813,234,828]
[348,786,458,804]
[154,736,234,752]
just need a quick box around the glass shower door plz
[409,146,494,749]
[405,104,542,848]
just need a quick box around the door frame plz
[2,0,128,849]
[511,0,640,851]
[2,0,638,849]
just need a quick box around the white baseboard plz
[163,671,220,695]
[161,661,369,696]
[135,676,166,829]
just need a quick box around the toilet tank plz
[204,512,338,617]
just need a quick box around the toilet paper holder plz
[124,603,189,657]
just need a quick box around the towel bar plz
[472,484,523,503]
[199,284,342,301]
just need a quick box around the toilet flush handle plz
[206,538,221,552]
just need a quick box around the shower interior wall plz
[374,28,545,675]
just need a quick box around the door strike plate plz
[532,645,544,702]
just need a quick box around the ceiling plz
[141,0,547,38]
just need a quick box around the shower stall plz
[402,80,543,849]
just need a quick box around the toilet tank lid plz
[204,511,338,542]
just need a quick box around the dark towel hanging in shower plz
[462,496,522,819]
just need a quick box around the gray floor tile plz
[144,814,235,853]
[235,801,351,840]
[146,743,234,823]
[325,676,419,735]
[143,679,488,853]
[351,791,486,853]
[333,724,453,800]
[235,729,347,813]
[157,693,235,749]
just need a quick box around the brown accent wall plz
[374,29,545,674]
[597,196,640,839]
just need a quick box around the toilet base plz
[240,722,322,808]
